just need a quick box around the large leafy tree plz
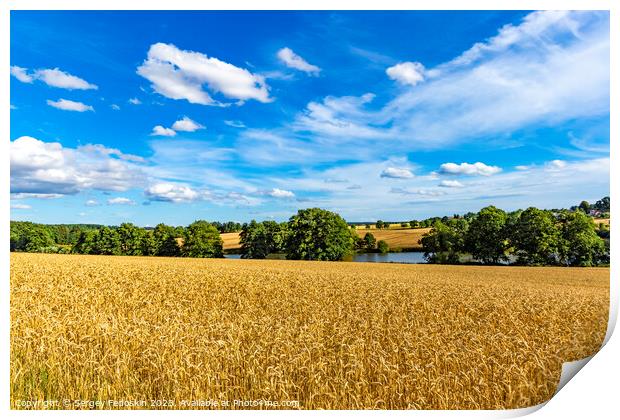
[286,208,354,261]
[92,226,121,255]
[239,220,289,259]
[117,223,145,256]
[153,223,181,256]
[509,207,561,265]
[558,210,606,266]
[182,220,223,258]
[420,219,468,264]
[465,206,508,264]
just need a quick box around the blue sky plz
[10,10,609,226]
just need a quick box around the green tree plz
[420,219,467,264]
[117,223,145,255]
[558,211,606,266]
[578,200,591,214]
[465,206,508,264]
[182,220,223,258]
[510,208,561,266]
[92,227,121,255]
[72,230,97,254]
[286,208,354,261]
[240,220,271,259]
[363,232,376,250]
[140,230,157,256]
[593,196,610,212]
[377,239,389,253]
[375,220,384,229]
[153,223,181,256]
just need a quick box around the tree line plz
[11,197,610,266]
[420,206,609,266]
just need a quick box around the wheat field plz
[10,253,609,409]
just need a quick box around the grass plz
[11,253,609,409]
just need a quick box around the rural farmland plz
[221,227,431,252]
[11,253,609,410]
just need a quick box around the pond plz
[225,251,428,264]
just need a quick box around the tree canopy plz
[286,208,355,261]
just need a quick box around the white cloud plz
[47,99,94,112]
[33,68,97,90]
[439,180,465,188]
[294,93,383,139]
[384,11,609,144]
[224,120,246,128]
[11,193,63,199]
[439,162,502,176]
[110,104,121,110]
[277,47,321,75]
[391,188,446,197]
[11,66,97,89]
[85,199,99,206]
[171,116,205,132]
[128,97,142,105]
[10,136,145,195]
[144,182,200,203]
[137,42,271,105]
[11,104,17,110]
[11,66,33,83]
[151,125,177,137]
[380,167,414,179]
[515,165,531,171]
[10,203,32,210]
[267,188,295,198]
[546,159,567,170]
[107,197,136,205]
[386,62,425,86]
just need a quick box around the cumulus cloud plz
[11,66,97,89]
[380,167,414,179]
[144,183,200,203]
[10,66,33,83]
[268,188,295,198]
[47,98,94,112]
[10,136,145,196]
[137,42,271,105]
[277,47,321,75]
[439,162,501,176]
[151,125,176,137]
[439,180,465,188]
[171,116,205,132]
[128,97,142,105]
[107,197,136,205]
[85,199,100,206]
[386,62,425,86]
[110,104,121,110]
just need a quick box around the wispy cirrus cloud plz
[277,47,321,75]
[11,66,97,89]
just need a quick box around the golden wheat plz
[10,253,609,409]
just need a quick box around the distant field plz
[593,218,610,227]
[221,228,430,252]
[11,253,609,409]
[354,227,430,250]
